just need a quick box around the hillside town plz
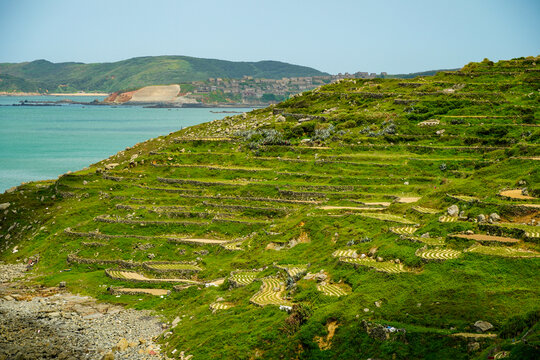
[186,71,388,104]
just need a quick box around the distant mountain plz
[0,56,329,93]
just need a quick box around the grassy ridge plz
[1,56,539,359]
[0,56,328,93]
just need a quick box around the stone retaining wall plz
[67,254,140,268]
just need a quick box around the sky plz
[0,0,538,74]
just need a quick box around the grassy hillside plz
[0,73,45,93]
[1,56,539,359]
[0,56,329,93]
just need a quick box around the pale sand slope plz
[128,84,183,103]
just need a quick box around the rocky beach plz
[0,264,172,360]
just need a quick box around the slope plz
[0,56,539,360]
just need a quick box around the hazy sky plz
[0,0,538,74]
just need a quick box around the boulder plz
[477,214,486,223]
[489,213,501,223]
[104,163,119,170]
[447,205,459,217]
[0,203,10,210]
[473,320,493,333]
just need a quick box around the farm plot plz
[499,189,537,200]
[332,249,357,258]
[465,244,540,258]
[416,248,461,261]
[389,226,417,235]
[361,202,392,207]
[275,264,308,278]
[144,262,202,272]
[448,194,480,202]
[404,236,446,246]
[318,205,385,211]
[168,237,229,245]
[358,213,417,225]
[438,216,458,223]
[412,206,440,214]
[317,283,350,296]
[105,269,201,284]
[229,271,259,286]
[339,257,410,273]
[396,197,421,203]
[111,288,170,296]
[250,278,292,307]
[450,233,520,243]
[209,302,234,311]
[221,240,244,251]
[525,231,540,239]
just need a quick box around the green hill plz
[1,56,539,359]
[0,56,329,93]
[0,73,46,93]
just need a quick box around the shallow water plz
[0,96,249,192]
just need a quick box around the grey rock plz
[489,213,501,223]
[477,214,486,223]
[474,320,493,333]
[447,205,459,217]
[0,202,10,210]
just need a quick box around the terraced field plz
[143,262,202,272]
[412,206,440,214]
[339,257,410,273]
[389,226,417,235]
[105,269,201,284]
[250,278,292,307]
[209,302,234,311]
[416,248,462,261]
[1,57,539,359]
[357,213,417,224]
[229,271,259,286]
[465,244,540,258]
[317,283,350,296]
[275,264,308,278]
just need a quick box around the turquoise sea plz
[0,96,250,192]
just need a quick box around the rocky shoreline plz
[0,264,171,360]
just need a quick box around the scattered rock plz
[59,281,66,288]
[102,352,115,360]
[489,213,501,223]
[104,163,119,170]
[473,320,494,333]
[468,342,480,352]
[0,202,10,210]
[447,205,459,217]
[113,338,129,352]
[477,214,486,223]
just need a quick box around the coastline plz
[0,92,109,96]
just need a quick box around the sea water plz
[0,96,250,192]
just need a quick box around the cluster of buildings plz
[186,72,388,104]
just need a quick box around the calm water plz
[0,96,250,192]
